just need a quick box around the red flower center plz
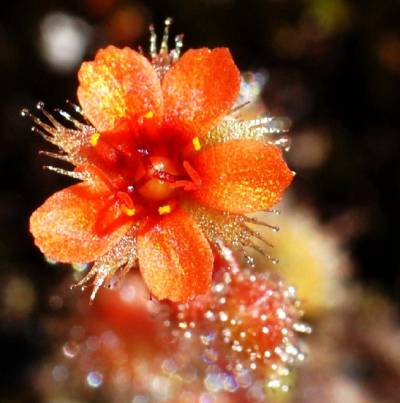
[134,156,180,201]
[87,111,201,218]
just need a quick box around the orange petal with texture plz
[30,180,133,263]
[77,46,163,132]
[189,139,293,214]
[162,48,241,143]
[137,207,213,302]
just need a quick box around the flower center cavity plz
[134,156,180,201]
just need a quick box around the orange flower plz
[28,27,293,302]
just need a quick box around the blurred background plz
[1,0,400,402]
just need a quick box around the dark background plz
[1,0,399,400]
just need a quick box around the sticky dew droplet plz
[66,99,82,114]
[267,209,281,215]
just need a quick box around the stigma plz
[135,156,180,201]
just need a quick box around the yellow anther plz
[121,205,136,216]
[90,133,101,147]
[158,205,171,215]
[143,111,154,119]
[193,137,201,151]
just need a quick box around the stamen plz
[142,111,154,119]
[192,137,201,151]
[90,132,101,146]
[121,205,136,217]
[158,205,171,215]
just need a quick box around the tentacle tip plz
[175,33,184,44]
[89,287,100,303]
[21,108,30,117]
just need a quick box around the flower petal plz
[189,139,293,214]
[30,180,133,263]
[137,207,213,302]
[162,48,241,143]
[77,46,163,132]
